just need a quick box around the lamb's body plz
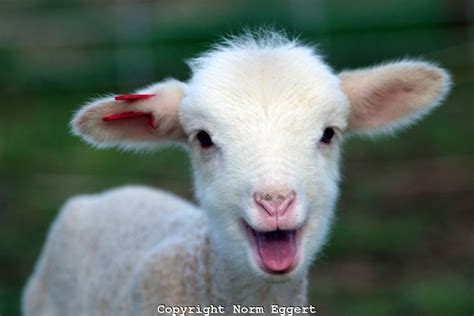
[23,186,306,315]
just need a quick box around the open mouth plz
[244,222,302,274]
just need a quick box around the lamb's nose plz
[254,190,296,217]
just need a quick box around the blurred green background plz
[0,0,473,315]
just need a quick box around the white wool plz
[23,30,451,315]
[23,186,306,315]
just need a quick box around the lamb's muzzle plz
[254,190,296,218]
[244,221,302,274]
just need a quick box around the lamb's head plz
[71,32,451,281]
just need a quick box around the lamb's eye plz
[320,127,335,144]
[196,130,214,148]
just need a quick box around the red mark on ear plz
[114,94,156,101]
[102,111,158,129]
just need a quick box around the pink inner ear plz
[114,94,156,101]
[102,111,158,129]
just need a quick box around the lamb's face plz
[181,47,350,279]
[71,32,450,281]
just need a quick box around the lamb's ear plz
[339,61,452,134]
[71,79,187,150]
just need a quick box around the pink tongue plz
[256,230,296,272]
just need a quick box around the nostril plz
[254,191,296,216]
[264,193,272,201]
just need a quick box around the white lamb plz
[23,31,451,315]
